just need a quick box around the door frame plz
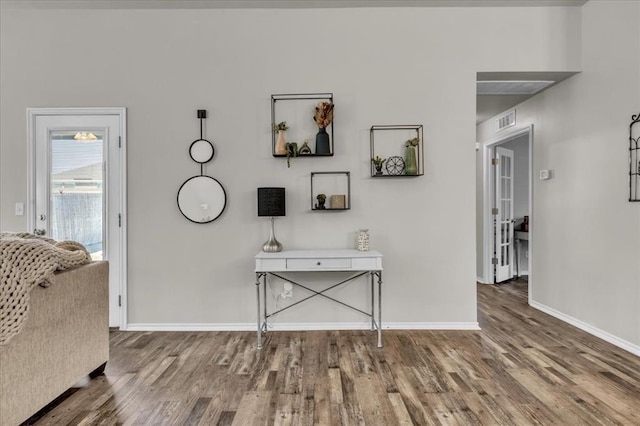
[480,125,534,301]
[26,107,128,329]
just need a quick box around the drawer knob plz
[317,261,321,265]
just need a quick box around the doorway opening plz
[27,107,127,328]
[479,126,533,300]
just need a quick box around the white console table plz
[254,249,384,349]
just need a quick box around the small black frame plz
[310,171,350,211]
[629,112,640,202]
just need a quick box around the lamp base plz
[262,217,283,252]
[262,238,282,253]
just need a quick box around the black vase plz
[315,127,330,155]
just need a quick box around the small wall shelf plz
[271,93,334,158]
[310,171,350,211]
[370,125,424,177]
[630,112,639,202]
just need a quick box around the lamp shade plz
[257,187,286,217]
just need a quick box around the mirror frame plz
[177,175,227,223]
[189,139,215,163]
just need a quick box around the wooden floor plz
[29,281,640,425]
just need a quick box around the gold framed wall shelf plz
[271,93,334,158]
[370,125,424,177]
[310,171,350,211]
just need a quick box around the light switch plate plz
[539,170,551,180]
[15,202,24,216]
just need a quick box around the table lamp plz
[257,187,286,252]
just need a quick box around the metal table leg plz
[262,273,267,337]
[370,272,375,331]
[377,271,383,348]
[256,273,262,349]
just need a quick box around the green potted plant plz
[316,193,327,209]
[273,121,289,155]
[285,142,298,168]
[371,156,386,176]
[404,137,419,175]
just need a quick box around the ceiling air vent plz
[477,80,555,95]
[495,110,516,132]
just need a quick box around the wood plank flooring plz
[27,281,640,425]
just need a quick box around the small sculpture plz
[315,193,326,209]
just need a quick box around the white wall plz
[1,5,582,328]
[478,1,640,351]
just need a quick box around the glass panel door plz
[49,131,105,260]
[494,146,515,283]
[32,109,124,327]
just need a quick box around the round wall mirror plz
[177,175,227,223]
[189,139,214,163]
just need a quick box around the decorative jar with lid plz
[356,229,370,251]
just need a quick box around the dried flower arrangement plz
[314,102,334,129]
[405,137,420,147]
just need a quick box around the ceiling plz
[1,1,585,123]
[476,71,579,124]
[1,0,590,9]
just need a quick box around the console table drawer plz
[255,258,287,271]
[286,257,352,270]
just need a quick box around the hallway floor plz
[28,281,640,425]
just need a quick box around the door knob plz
[39,214,46,221]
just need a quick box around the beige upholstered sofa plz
[0,261,109,426]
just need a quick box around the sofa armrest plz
[0,261,109,426]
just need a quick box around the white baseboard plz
[124,322,480,332]
[477,275,529,284]
[385,322,480,330]
[530,301,640,356]
[126,323,254,332]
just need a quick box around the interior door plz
[31,110,125,327]
[494,146,515,283]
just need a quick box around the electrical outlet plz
[282,282,293,298]
[15,202,24,216]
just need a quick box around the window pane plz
[50,131,104,260]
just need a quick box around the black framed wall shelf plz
[370,125,424,177]
[271,93,334,158]
[629,112,639,202]
[310,171,350,211]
